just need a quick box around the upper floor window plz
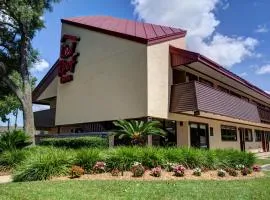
[186,72,198,82]
[221,125,237,141]
[244,129,253,142]
[217,86,230,94]
[230,91,242,99]
[199,77,214,87]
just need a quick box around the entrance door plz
[190,123,209,149]
[262,132,270,152]
[239,128,245,151]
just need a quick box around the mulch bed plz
[53,170,264,181]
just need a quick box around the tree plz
[0,0,60,144]
[113,120,166,145]
[0,94,21,130]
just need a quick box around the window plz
[230,91,242,99]
[255,130,263,142]
[217,86,229,93]
[221,125,237,141]
[244,129,253,142]
[186,72,198,82]
[199,77,214,87]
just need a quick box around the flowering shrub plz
[93,161,106,173]
[131,162,145,177]
[235,164,245,170]
[217,169,226,177]
[164,162,177,172]
[111,168,120,176]
[241,167,252,176]
[70,165,84,178]
[150,166,162,177]
[253,165,261,172]
[173,165,185,177]
[226,168,238,177]
[193,168,202,176]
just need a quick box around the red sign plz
[57,34,80,84]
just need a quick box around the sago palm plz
[113,120,166,145]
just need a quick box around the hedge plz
[39,136,108,149]
[11,146,256,182]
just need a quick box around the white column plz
[147,135,152,146]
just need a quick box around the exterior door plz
[239,128,245,151]
[190,123,209,149]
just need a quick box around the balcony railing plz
[258,107,270,123]
[170,81,261,123]
[34,109,56,129]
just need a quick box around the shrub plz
[131,162,145,177]
[0,130,31,152]
[241,167,252,176]
[93,162,106,173]
[13,147,74,182]
[70,165,84,178]
[235,164,245,170]
[150,166,162,177]
[253,165,261,172]
[226,168,238,177]
[39,136,108,149]
[193,167,202,176]
[111,168,120,176]
[173,165,185,177]
[74,148,101,173]
[164,162,177,172]
[217,169,226,177]
[0,150,27,170]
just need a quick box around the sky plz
[2,0,270,127]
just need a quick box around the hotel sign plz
[57,34,80,84]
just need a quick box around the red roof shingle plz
[61,16,186,45]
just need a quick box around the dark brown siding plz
[34,109,56,129]
[170,81,261,123]
[170,82,197,112]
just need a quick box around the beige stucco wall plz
[55,24,148,125]
[37,77,58,101]
[169,113,270,151]
[147,38,186,119]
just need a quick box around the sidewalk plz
[0,175,12,184]
[256,152,270,159]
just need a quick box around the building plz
[33,16,270,152]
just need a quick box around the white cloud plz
[132,0,258,68]
[32,104,50,112]
[255,24,268,33]
[31,59,50,72]
[239,72,248,77]
[265,91,270,94]
[256,64,270,75]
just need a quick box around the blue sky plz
[2,0,270,127]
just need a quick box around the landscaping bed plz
[53,169,264,181]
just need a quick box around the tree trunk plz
[14,109,18,130]
[22,82,35,145]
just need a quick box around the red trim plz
[32,60,58,102]
[170,45,270,100]
[61,19,186,46]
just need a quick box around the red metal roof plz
[61,16,186,45]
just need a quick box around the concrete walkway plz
[0,175,12,184]
[256,152,270,159]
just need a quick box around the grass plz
[1,174,270,200]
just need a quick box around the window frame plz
[221,125,237,141]
[255,130,263,142]
[244,129,253,142]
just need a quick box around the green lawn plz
[1,174,270,200]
